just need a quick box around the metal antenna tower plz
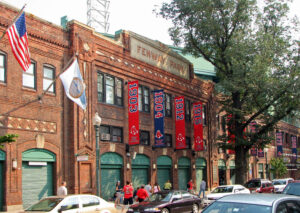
[87,0,110,33]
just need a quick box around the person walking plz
[153,182,161,193]
[164,180,172,190]
[187,179,194,193]
[123,181,134,205]
[136,185,149,202]
[115,180,122,205]
[145,182,152,196]
[198,180,206,198]
[57,181,67,196]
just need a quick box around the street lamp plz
[264,148,269,179]
[92,112,102,197]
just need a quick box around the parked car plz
[202,184,250,207]
[282,180,300,196]
[244,178,274,193]
[126,190,201,213]
[272,178,294,193]
[202,193,300,213]
[25,194,117,213]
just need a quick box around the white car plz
[25,194,117,213]
[272,178,294,193]
[202,185,250,207]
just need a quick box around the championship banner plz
[257,148,264,158]
[128,81,139,145]
[193,102,203,151]
[291,135,297,165]
[276,131,283,157]
[175,96,186,149]
[227,115,235,154]
[154,90,165,147]
[250,147,258,156]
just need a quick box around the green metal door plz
[0,150,4,211]
[22,162,53,209]
[0,162,3,211]
[178,157,191,190]
[101,168,120,201]
[132,154,150,190]
[196,158,207,192]
[157,156,172,190]
[230,160,236,184]
[196,169,203,193]
[22,149,56,209]
[132,168,148,189]
[157,168,170,190]
[100,152,123,201]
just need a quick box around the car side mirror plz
[58,206,68,213]
[234,189,239,193]
[172,198,180,202]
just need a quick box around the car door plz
[58,196,81,213]
[181,191,194,212]
[169,191,183,213]
[80,195,101,212]
[275,200,300,213]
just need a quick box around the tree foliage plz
[0,134,18,149]
[159,0,300,184]
[269,157,288,178]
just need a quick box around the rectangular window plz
[140,130,150,145]
[99,125,123,143]
[258,163,264,179]
[43,66,55,93]
[165,134,172,147]
[185,99,191,121]
[165,93,172,117]
[97,72,123,106]
[23,62,36,89]
[186,137,191,149]
[138,85,150,112]
[203,105,207,126]
[0,53,6,82]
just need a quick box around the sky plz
[1,0,299,45]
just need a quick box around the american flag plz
[6,12,31,72]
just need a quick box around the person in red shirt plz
[123,181,134,205]
[187,179,194,193]
[136,185,149,202]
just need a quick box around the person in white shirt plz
[57,181,67,196]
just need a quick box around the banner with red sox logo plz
[128,81,139,145]
[154,90,165,147]
[193,102,204,151]
[175,96,186,149]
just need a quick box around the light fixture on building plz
[174,164,177,169]
[153,163,156,170]
[12,158,17,170]
[126,152,131,157]
[193,164,196,169]
[127,163,130,170]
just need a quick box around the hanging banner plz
[257,148,264,158]
[276,131,283,157]
[175,96,186,149]
[291,135,297,165]
[193,102,203,151]
[227,115,235,154]
[249,121,257,156]
[154,90,165,147]
[128,81,139,145]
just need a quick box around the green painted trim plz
[0,150,5,161]
[132,154,150,166]
[157,155,172,167]
[101,165,122,169]
[101,152,123,165]
[178,157,190,167]
[22,149,56,162]
[196,158,206,167]
[132,165,149,169]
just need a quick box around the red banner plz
[193,102,203,151]
[128,81,139,145]
[175,96,186,149]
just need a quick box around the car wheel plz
[192,203,198,213]
[161,208,169,213]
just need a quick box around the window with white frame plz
[138,85,150,112]
[23,62,36,89]
[165,93,172,117]
[0,52,6,82]
[43,65,55,93]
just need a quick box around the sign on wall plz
[154,90,165,147]
[128,81,139,145]
[175,96,186,149]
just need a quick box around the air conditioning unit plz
[101,133,110,141]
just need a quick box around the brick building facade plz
[0,2,214,210]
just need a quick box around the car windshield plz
[282,183,300,196]
[212,186,233,193]
[26,198,63,211]
[272,180,286,185]
[148,192,172,202]
[203,201,272,213]
[245,181,260,188]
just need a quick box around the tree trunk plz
[234,146,248,184]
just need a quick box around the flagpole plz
[0,4,27,42]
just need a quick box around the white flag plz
[60,59,87,110]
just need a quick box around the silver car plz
[202,193,300,213]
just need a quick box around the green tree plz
[0,134,18,149]
[269,157,287,178]
[159,0,300,184]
